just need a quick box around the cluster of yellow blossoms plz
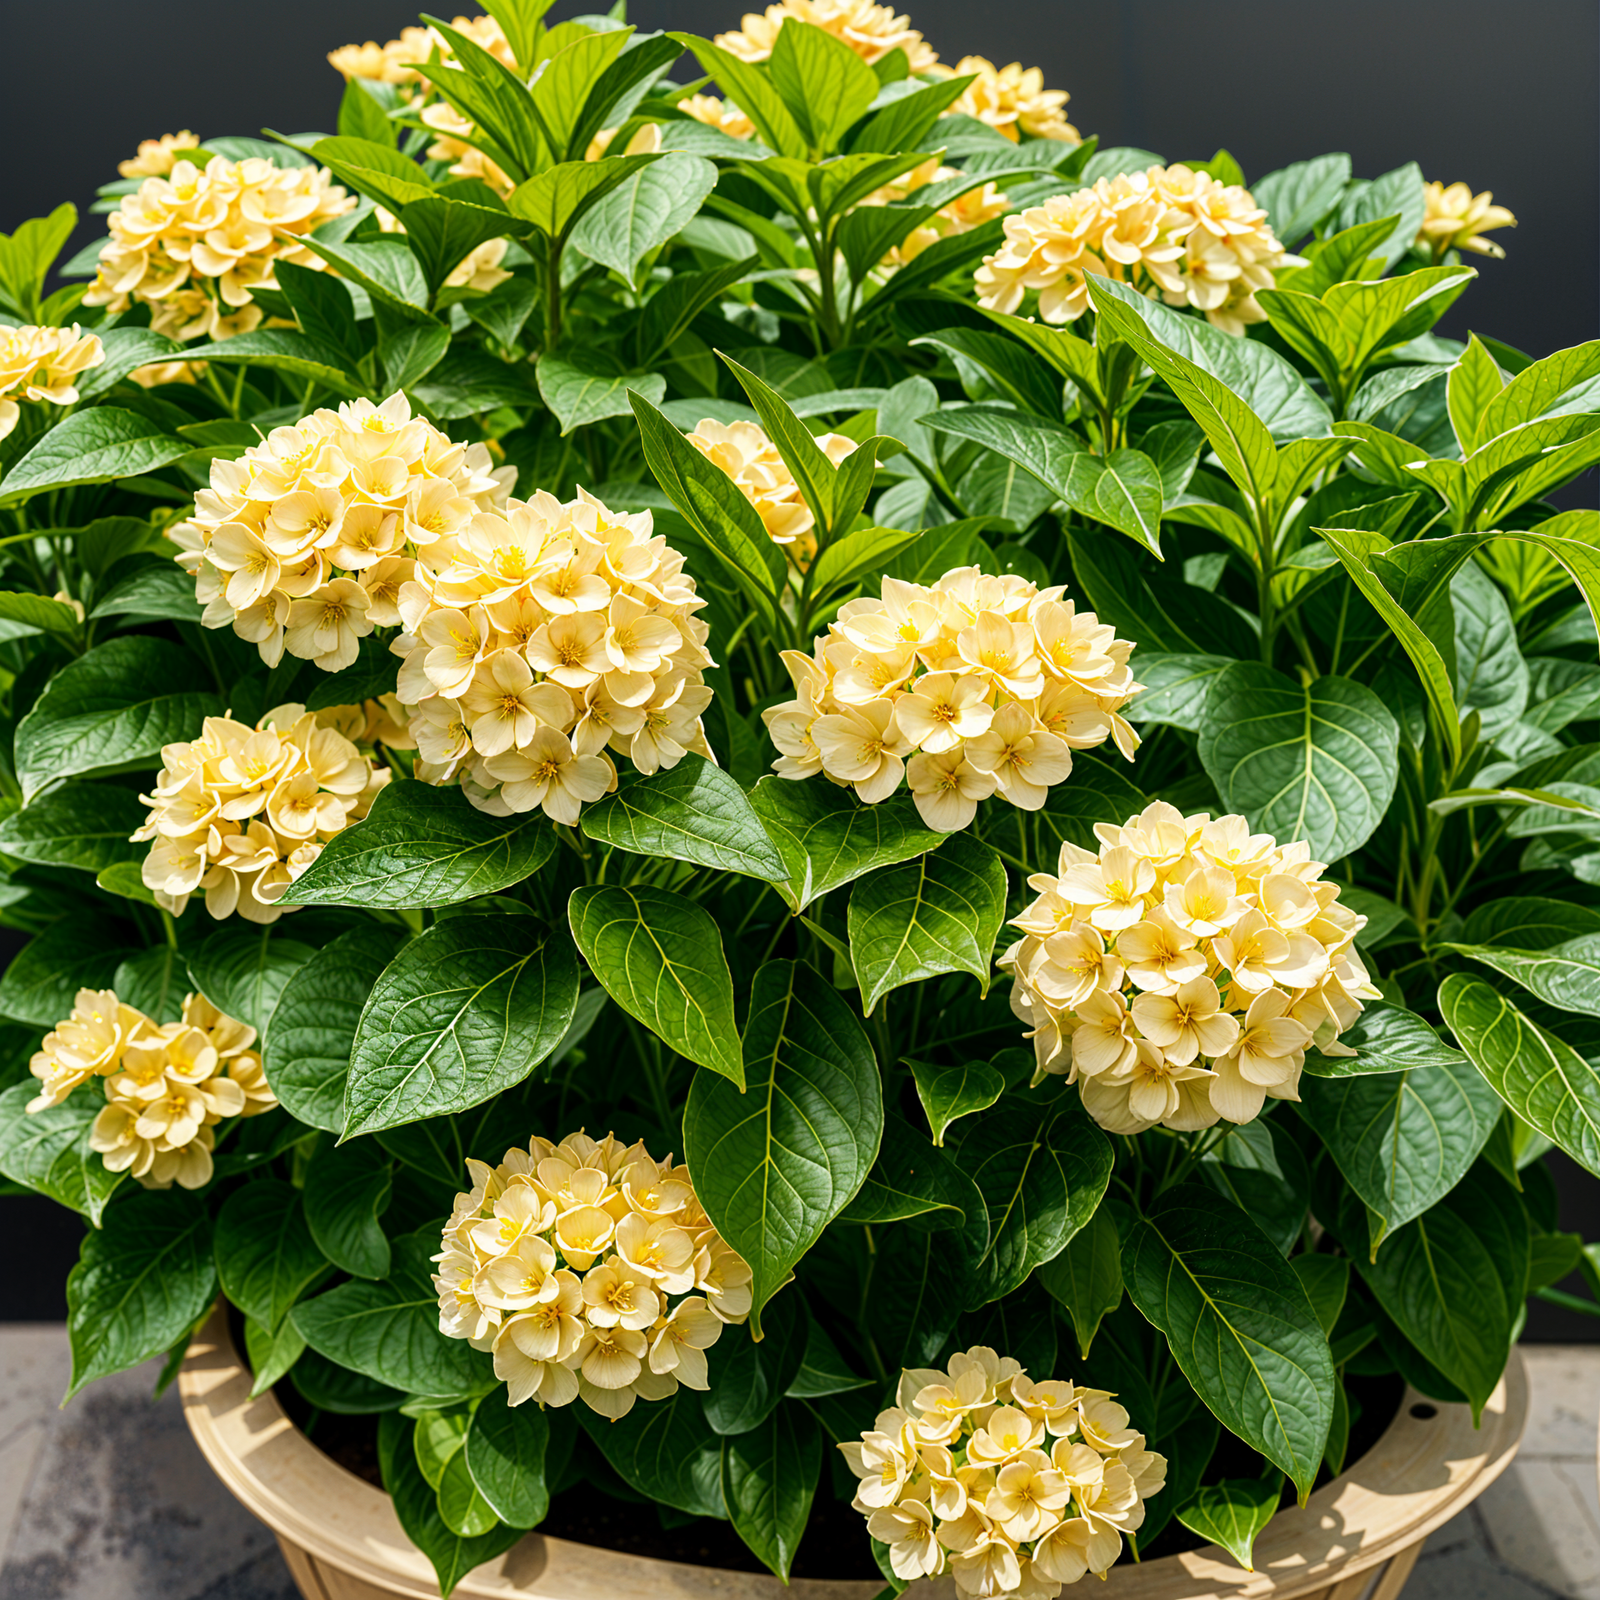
[688,418,860,568]
[865,158,1013,268]
[28,989,275,1191]
[326,13,512,88]
[846,1348,1164,1594]
[765,570,1139,832]
[0,326,104,442]
[134,703,392,925]
[717,0,939,70]
[932,57,1078,143]
[976,164,1302,336]
[434,1131,752,1420]
[83,155,354,345]
[392,484,715,821]
[680,93,756,141]
[1417,181,1516,262]
[118,130,202,179]
[170,391,513,672]
[1001,805,1378,1133]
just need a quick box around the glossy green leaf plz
[702,1289,804,1436]
[283,780,557,910]
[838,1110,985,1230]
[1290,1255,1349,1338]
[906,1055,1005,1146]
[1125,1184,1334,1499]
[1037,1202,1122,1357]
[215,1179,330,1332]
[303,1138,394,1279]
[1177,1476,1281,1572]
[580,755,786,880]
[14,637,223,802]
[683,960,882,1336]
[0,782,145,875]
[266,925,406,1132]
[66,1188,217,1399]
[244,1312,306,1399]
[463,1387,550,1528]
[768,14,877,152]
[721,1401,821,1581]
[1440,975,1600,1178]
[154,330,363,394]
[1197,662,1400,861]
[0,919,134,1027]
[1302,1001,1469,1078]
[569,151,717,282]
[0,408,192,507]
[0,590,78,634]
[954,1084,1114,1308]
[747,777,946,914]
[536,351,665,435]
[509,154,664,240]
[576,1387,727,1518]
[1442,932,1600,1020]
[0,1082,125,1225]
[567,883,742,1085]
[345,911,580,1135]
[1125,654,1237,733]
[1252,153,1351,245]
[187,927,314,1042]
[1453,560,1528,740]
[90,563,204,625]
[846,833,1007,1014]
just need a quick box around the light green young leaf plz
[509,153,664,240]
[569,152,717,282]
[1177,1477,1281,1572]
[906,1056,1005,1146]
[768,16,878,154]
[1448,335,1507,455]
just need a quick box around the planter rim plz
[178,1307,1527,1600]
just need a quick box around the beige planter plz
[179,1306,1527,1600]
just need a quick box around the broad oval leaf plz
[282,780,558,909]
[721,1401,821,1582]
[580,755,787,881]
[907,1056,1005,1146]
[701,1289,805,1437]
[345,912,580,1136]
[463,1387,550,1528]
[1299,1054,1499,1249]
[0,919,135,1027]
[569,151,718,282]
[1126,654,1237,733]
[1442,931,1600,1019]
[1302,1000,1471,1078]
[683,960,883,1336]
[952,1083,1114,1309]
[214,1179,330,1332]
[576,1387,727,1518]
[567,883,742,1086]
[537,351,665,435]
[1037,1201,1122,1358]
[66,1188,217,1399]
[266,924,407,1132]
[0,1081,125,1224]
[1125,1183,1334,1499]
[14,637,223,802]
[0,781,146,874]
[1198,663,1400,861]
[0,407,193,507]
[187,927,316,1042]
[748,777,946,914]
[1440,974,1600,1178]
[1176,1476,1281,1573]
[847,833,1007,1015]
[302,1137,395,1279]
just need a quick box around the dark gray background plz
[3,0,1595,360]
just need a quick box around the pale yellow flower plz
[934,56,1078,142]
[119,131,202,178]
[679,94,755,140]
[0,325,105,442]
[716,0,938,72]
[1419,181,1515,261]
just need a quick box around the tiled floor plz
[0,1330,1595,1599]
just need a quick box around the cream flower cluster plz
[327,14,513,88]
[863,158,1012,269]
[82,155,354,344]
[687,419,861,568]
[975,164,1303,336]
[433,1130,753,1420]
[845,1347,1165,1594]
[716,0,939,72]
[680,93,756,140]
[1001,804,1379,1133]
[0,325,104,442]
[1417,181,1516,262]
[118,130,202,179]
[29,988,275,1191]
[133,703,390,925]
[169,391,513,671]
[932,57,1078,143]
[764,570,1140,832]
[392,484,715,822]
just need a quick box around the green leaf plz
[1177,1477,1281,1572]
[768,16,878,153]
[187,927,315,1041]
[90,563,204,625]
[1448,335,1507,455]
[806,524,923,606]
[244,1313,306,1399]
[1126,1183,1334,1499]
[0,590,78,634]
[536,351,666,435]
[0,1082,125,1224]
[66,1188,217,1399]
[0,407,192,507]
[1440,975,1600,1178]
[1125,654,1236,733]
[850,72,978,155]
[265,925,406,1133]
[380,318,451,392]
[786,1308,871,1398]
[703,1288,805,1436]
[295,235,432,318]
[14,637,222,802]
[345,911,580,1136]
[338,78,399,145]
[846,833,1006,1015]
[0,203,77,319]
[311,135,434,212]
[463,1387,549,1528]
[1302,1000,1469,1078]
[1442,932,1600,1020]
[838,1109,986,1230]
[303,1138,394,1279]
[1252,153,1351,245]
[160,329,363,394]
[0,782,145,875]
[683,959,882,1335]
[747,778,945,914]
[0,919,133,1027]
[283,780,558,910]
[906,1055,1004,1146]
[214,1179,330,1332]
[1349,1163,1528,1419]
[1299,1054,1500,1249]
[380,1414,521,1598]
[98,860,159,908]
[1337,161,1425,270]
[721,1402,821,1581]
[569,151,717,282]
[579,754,786,880]
[954,1084,1114,1308]
[1037,1201,1122,1357]
[672,36,805,159]
[1197,662,1400,861]
[1453,560,1528,741]
[293,1233,494,1400]
[567,883,742,1085]
[1035,750,1147,861]
[509,154,664,240]
[576,1387,727,1518]
[1290,1255,1349,1338]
